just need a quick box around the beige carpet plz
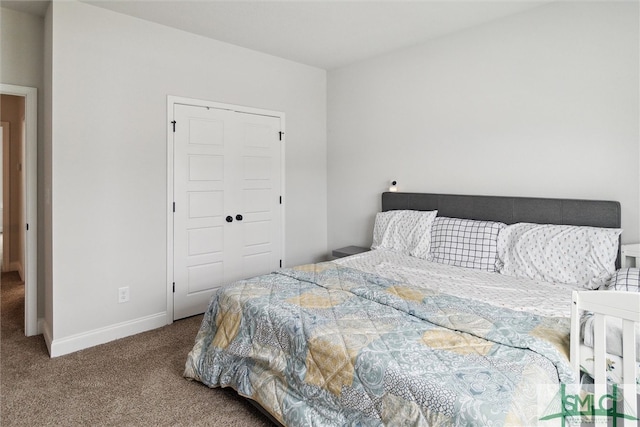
[0,271,273,426]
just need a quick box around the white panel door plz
[229,111,282,283]
[173,104,282,320]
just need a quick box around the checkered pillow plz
[426,217,506,271]
[603,268,640,291]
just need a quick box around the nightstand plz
[621,243,640,268]
[332,246,369,259]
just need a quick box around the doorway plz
[0,84,38,337]
[1,120,10,270]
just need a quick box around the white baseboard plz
[47,312,168,358]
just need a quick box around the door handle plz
[236,214,243,221]
[226,216,233,223]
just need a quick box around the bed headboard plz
[382,192,622,267]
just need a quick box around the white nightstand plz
[621,243,640,268]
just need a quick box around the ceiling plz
[2,0,552,70]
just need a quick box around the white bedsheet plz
[335,248,582,318]
[581,314,640,361]
[579,343,640,391]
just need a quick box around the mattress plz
[335,249,583,318]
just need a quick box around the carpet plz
[0,271,273,426]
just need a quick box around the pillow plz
[497,223,622,289]
[425,217,506,271]
[371,210,437,255]
[603,268,640,291]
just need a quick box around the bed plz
[185,191,636,426]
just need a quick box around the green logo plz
[540,383,637,427]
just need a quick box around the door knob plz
[236,214,243,221]
[226,216,233,223]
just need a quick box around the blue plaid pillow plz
[428,217,506,271]
[603,268,640,291]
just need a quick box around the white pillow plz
[497,223,622,289]
[371,210,438,255]
[426,217,506,271]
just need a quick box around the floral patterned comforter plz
[184,262,575,426]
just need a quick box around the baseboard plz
[47,312,168,358]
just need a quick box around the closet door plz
[225,111,282,284]
[172,104,282,320]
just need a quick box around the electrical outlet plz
[118,286,130,303]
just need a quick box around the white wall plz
[0,8,43,87]
[327,1,639,251]
[47,1,326,355]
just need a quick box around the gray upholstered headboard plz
[382,192,622,267]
